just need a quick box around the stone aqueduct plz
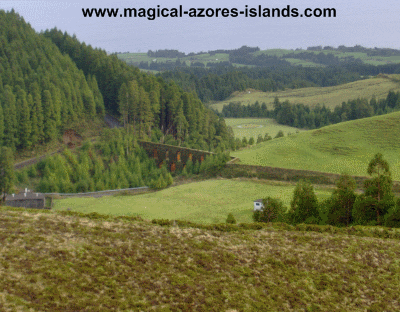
[137,141,215,172]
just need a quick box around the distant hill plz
[210,74,400,112]
[232,111,400,180]
[117,45,400,70]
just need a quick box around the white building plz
[253,199,264,211]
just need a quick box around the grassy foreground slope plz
[1,208,400,311]
[233,111,400,180]
[210,74,400,112]
[53,179,332,224]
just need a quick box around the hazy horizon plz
[1,0,399,54]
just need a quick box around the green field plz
[255,48,400,66]
[210,74,400,112]
[225,118,305,139]
[233,111,400,180]
[54,179,332,224]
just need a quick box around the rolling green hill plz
[210,74,400,112]
[232,111,400,180]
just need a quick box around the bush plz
[253,197,286,223]
[248,137,255,145]
[384,205,400,228]
[274,130,284,139]
[226,213,236,224]
[352,195,377,225]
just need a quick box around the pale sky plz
[1,0,399,53]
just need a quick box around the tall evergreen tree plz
[31,82,45,143]
[3,85,18,150]
[16,89,31,149]
[42,90,57,142]
[289,180,319,224]
[0,103,4,146]
[0,147,15,203]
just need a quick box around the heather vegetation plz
[1,207,400,311]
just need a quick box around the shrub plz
[274,130,284,139]
[226,213,236,224]
[248,137,255,145]
[253,197,286,223]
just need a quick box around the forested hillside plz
[0,10,105,152]
[159,65,363,103]
[43,29,234,151]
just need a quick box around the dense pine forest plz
[43,29,233,151]
[0,10,105,152]
[17,129,173,193]
[0,10,234,156]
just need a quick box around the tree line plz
[159,65,363,103]
[220,90,400,129]
[254,153,400,228]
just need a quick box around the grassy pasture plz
[225,118,305,139]
[256,48,400,65]
[233,111,400,180]
[210,75,400,112]
[1,208,400,311]
[53,179,332,224]
[213,75,400,111]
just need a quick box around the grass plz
[225,118,305,139]
[1,207,400,311]
[53,179,332,224]
[256,48,400,66]
[233,111,400,180]
[209,74,400,112]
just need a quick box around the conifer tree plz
[0,103,4,146]
[16,89,31,149]
[0,147,15,203]
[31,82,45,143]
[28,94,39,146]
[42,90,57,142]
[3,85,18,150]
[50,84,62,127]
[327,174,356,226]
[289,180,319,224]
